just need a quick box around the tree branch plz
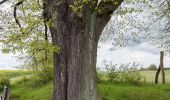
[95,0,124,39]
[0,0,8,5]
[97,0,124,16]
[13,1,23,28]
[44,20,48,41]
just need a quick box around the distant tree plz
[147,64,157,70]
[140,67,145,71]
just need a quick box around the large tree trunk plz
[51,11,102,100]
[43,0,123,100]
[51,14,101,100]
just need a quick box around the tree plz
[0,0,119,99]
[0,0,57,83]
[147,64,157,70]
[42,0,124,99]
[0,0,163,100]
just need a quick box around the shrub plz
[97,61,145,84]
[105,64,118,83]
[117,65,144,83]
[96,68,104,83]
[140,67,145,71]
[30,67,54,87]
[0,77,10,91]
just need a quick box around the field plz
[1,70,170,100]
[141,70,170,83]
[0,70,31,78]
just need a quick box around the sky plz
[0,40,170,70]
[97,41,170,69]
[0,53,20,70]
[0,0,169,70]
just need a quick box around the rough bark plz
[43,0,123,100]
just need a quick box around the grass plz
[10,80,53,100]
[1,70,170,100]
[9,81,170,100]
[98,83,170,100]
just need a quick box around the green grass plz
[10,80,53,100]
[1,70,170,100]
[98,83,170,100]
[9,81,170,100]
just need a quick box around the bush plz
[30,67,54,87]
[118,64,145,83]
[105,64,118,83]
[97,61,145,84]
[140,67,145,71]
[96,68,104,83]
[147,64,157,70]
[0,77,10,91]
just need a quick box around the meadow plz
[1,70,170,100]
[0,70,31,78]
[141,70,170,83]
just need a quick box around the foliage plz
[31,67,54,86]
[117,64,144,83]
[145,0,170,53]
[97,61,145,84]
[100,0,153,49]
[104,62,119,83]
[0,77,10,91]
[96,67,106,83]
[0,0,58,82]
[140,67,145,71]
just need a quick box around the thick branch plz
[95,0,124,38]
[44,20,48,41]
[14,1,23,28]
[44,20,48,62]
[97,0,124,16]
[0,0,8,5]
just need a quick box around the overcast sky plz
[0,40,170,70]
[0,0,169,70]
[0,53,20,70]
[97,41,170,69]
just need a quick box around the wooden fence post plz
[0,85,9,100]
[155,51,165,84]
[161,51,165,84]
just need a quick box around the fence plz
[0,86,9,100]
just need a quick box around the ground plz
[0,70,170,100]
